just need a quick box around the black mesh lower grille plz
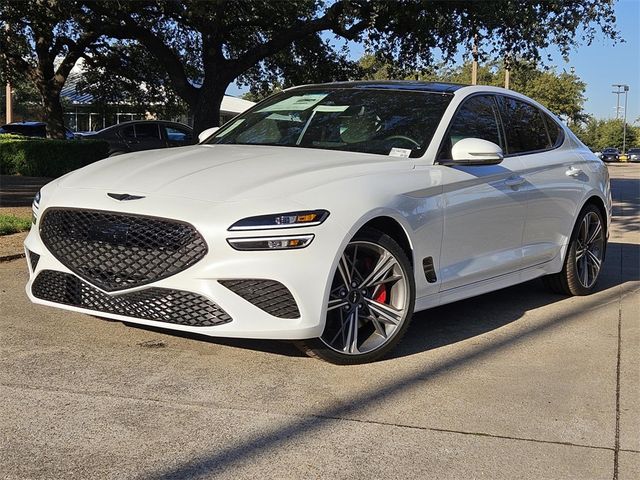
[39,208,208,292]
[27,250,40,271]
[219,279,300,319]
[32,270,232,327]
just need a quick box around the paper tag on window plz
[389,147,411,158]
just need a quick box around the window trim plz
[436,93,505,163]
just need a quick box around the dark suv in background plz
[600,148,620,162]
[78,120,194,156]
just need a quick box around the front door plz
[437,95,527,290]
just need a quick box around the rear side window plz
[439,95,502,159]
[135,123,161,139]
[497,96,551,154]
[543,113,564,148]
[121,125,135,139]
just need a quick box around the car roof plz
[288,80,467,94]
[1,121,46,127]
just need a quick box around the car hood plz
[59,144,413,203]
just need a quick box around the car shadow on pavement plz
[143,246,638,480]
[124,241,639,362]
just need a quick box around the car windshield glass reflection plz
[207,89,452,158]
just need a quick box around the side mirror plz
[450,138,504,165]
[198,126,219,143]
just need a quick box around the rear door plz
[438,94,527,290]
[496,96,586,268]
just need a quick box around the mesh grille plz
[40,208,207,292]
[219,279,300,319]
[32,270,232,327]
[27,250,40,271]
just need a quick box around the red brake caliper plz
[374,284,387,303]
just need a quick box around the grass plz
[0,213,32,235]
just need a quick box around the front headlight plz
[32,190,41,224]
[227,234,314,251]
[228,210,329,231]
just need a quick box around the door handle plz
[504,176,525,187]
[566,166,583,177]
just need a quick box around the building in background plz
[60,73,254,132]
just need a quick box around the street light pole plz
[623,85,629,153]
[612,84,630,152]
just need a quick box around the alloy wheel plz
[575,211,604,289]
[321,241,410,355]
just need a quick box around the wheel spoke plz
[366,298,402,325]
[575,247,587,260]
[368,313,388,338]
[586,249,602,271]
[327,299,348,311]
[344,309,359,354]
[359,252,397,289]
[337,254,351,287]
[580,216,589,244]
[582,255,589,286]
[587,221,602,245]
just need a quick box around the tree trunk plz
[191,83,228,135]
[40,85,66,139]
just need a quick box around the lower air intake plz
[32,270,232,327]
[219,279,300,319]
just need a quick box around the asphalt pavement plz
[0,164,638,479]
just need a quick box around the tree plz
[0,0,106,138]
[360,54,588,124]
[84,0,618,134]
[574,117,639,151]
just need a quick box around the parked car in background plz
[77,120,194,156]
[600,148,620,162]
[0,121,75,139]
[25,81,611,364]
[627,148,640,163]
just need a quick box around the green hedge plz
[0,134,109,177]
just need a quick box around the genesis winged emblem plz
[107,193,145,201]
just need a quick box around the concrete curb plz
[0,253,25,263]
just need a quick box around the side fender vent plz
[422,257,437,283]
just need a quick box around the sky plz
[226,0,640,124]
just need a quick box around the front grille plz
[40,208,207,292]
[32,270,232,327]
[219,279,300,319]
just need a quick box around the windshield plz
[207,88,452,158]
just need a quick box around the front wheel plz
[296,227,415,364]
[544,204,606,296]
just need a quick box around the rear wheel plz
[296,227,415,364]
[544,204,606,296]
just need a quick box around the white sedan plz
[25,81,611,364]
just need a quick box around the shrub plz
[0,134,109,177]
[0,214,32,235]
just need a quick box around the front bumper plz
[24,201,340,340]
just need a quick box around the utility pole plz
[4,23,12,124]
[5,82,12,124]
[504,54,511,90]
[471,34,478,85]
[612,84,629,152]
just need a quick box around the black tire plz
[296,227,416,364]
[543,204,606,296]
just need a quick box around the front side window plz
[165,126,192,143]
[498,96,551,154]
[207,89,452,158]
[439,95,502,159]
